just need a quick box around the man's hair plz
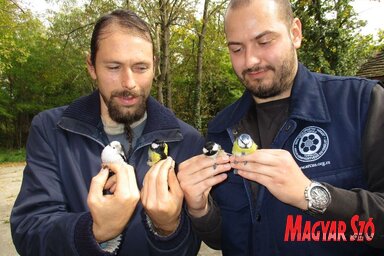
[90,9,153,66]
[227,0,294,27]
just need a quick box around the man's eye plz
[229,47,242,53]
[107,65,120,70]
[259,40,271,45]
[134,66,149,72]
[259,37,274,45]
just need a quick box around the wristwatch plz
[304,181,331,214]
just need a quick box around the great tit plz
[203,141,222,158]
[147,139,168,166]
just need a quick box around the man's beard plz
[240,46,296,99]
[105,89,147,155]
[107,90,147,125]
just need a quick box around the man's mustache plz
[242,65,274,77]
[111,90,141,98]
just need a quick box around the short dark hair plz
[227,0,294,27]
[90,9,153,66]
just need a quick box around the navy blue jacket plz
[11,90,204,256]
[206,64,384,255]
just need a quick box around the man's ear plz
[291,18,302,49]
[86,54,97,80]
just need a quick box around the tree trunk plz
[156,25,164,104]
[158,0,170,107]
[194,0,210,130]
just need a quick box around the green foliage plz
[0,148,26,163]
[168,2,243,133]
[292,0,379,76]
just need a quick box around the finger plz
[143,160,164,203]
[110,183,117,193]
[89,168,109,199]
[125,164,139,192]
[185,162,231,186]
[229,153,254,165]
[237,169,272,186]
[192,173,228,194]
[104,175,117,190]
[168,164,183,197]
[231,150,278,167]
[231,161,276,178]
[107,163,133,195]
[140,174,149,205]
[180,154,230,175]
[157,157,174,197]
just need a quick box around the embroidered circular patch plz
[292,126,329,162]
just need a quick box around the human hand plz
[141,157,183,236]
[178,153,231,218]
[230,149,311,210]
[87,163,140,242]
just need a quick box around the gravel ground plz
[0,163,23,256]
[0,163,221,256]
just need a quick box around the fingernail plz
[222,153,229,159]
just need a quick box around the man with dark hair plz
[177,0,384,255]
[11,10,203,256]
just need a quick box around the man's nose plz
[121,69,136,90]
[244,46,261,69]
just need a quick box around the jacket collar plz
[289,63,330,123]
[59,90,180,137]
[208,63,331,133]
[61,89,101,128]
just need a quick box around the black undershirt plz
[238,97,290,149]
[237,97,290,200]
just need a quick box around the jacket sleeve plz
[320,84,384,248]
[143,208,201,256]
[188,195,222,250]
[10,113,110,256]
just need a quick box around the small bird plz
[147,139,168,166]
[101,141,127,164]
[203,141,225,170]
[101,141,127,192]
[99,141,127,251]
[203,141,223,158]
[232,134,257,174]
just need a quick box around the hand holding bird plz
[141,157,183,236]
[87,141,140,242]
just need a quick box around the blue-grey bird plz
[232,134,257,174]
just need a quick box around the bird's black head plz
[151,139,168,159]
[203,141,220,156]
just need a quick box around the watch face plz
[310,186,330,208]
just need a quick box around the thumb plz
[168,167,183,197]
[89,168,109,198]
